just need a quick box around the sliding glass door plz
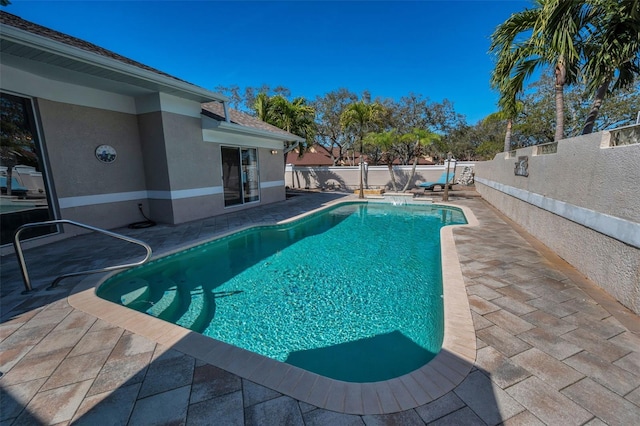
[1,92,55,245]
[221,146,259,207]
[242,148,259,203]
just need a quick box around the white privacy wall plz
[285,163,475,191]
[474,130,640,314]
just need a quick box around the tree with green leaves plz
[216,84,292,113]
[517,73,640,143]
[490,0,588,141]
[381,95,463,166]
[0,94,38,196]
[312,89,358,165]
[399,129,439,192]
[253,93,316,165]
[486,86,524,152]
[363,130,401,191]
[579,0,640,134]
[340,100,385,198]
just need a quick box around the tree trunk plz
[358,140,364,199]
[4,157,16,196]
[402,139,422,192]
[582,79,610,135]
[388,164,398,192]
[503,118,512,152]
[283,150,288,172]
[401,155,419,193]
[554,61,566,141]
[6,167,13,196]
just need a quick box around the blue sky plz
[4,0,532,124]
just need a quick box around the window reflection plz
[221,146,259,207]
[242,148,259,203]
[0,93,55,245]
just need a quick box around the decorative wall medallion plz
[514,156,529,177]
[95,145,117,163]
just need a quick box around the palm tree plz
[363,130,400,192]
[399,128,438,192]
[490,0,587,141]
[268,96,316,144]
[253,93,316,165]
[340,101,385,198]
[580,0,640,134]
[487,80,524,153]
[254,92,272,123]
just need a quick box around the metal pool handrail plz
[13,219,152,293]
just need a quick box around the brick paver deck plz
[1,190,639,425]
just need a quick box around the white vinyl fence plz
[285,162,476,191]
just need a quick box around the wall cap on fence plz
[475,177,640,249]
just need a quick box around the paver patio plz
[1,189,639,425]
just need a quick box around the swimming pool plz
[98,202,467,382]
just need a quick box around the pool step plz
[146,276,182,322]
[176,286,212,332]
[119,278,151,309]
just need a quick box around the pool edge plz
[68,200,478,415]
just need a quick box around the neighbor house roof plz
[286,145,360,166]
[285,144,435,166]
[0,11,227,103]
[286,148,336,166]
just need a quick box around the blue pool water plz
[98,202,467,382]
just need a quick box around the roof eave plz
[202,115,305,143]
[0,24,228,103]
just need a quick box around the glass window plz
[221,146,242,207]
[221,146,259,207]
[242,148,259,203]
[1,93,55,245]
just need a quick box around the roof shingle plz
[0,11,187,84]
[2,11,302,141]
[202,101,303,141]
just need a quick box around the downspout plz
[222,101,230,123]
[283,140,301,173]
[284,140,301,154]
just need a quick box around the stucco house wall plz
[0,11,302,249]
[38,98,149,229]
[258,149,287,204]
[474,130,640,314]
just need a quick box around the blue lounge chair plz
[0,176,29,197]
[418,171,455,191]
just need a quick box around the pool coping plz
[67,200,478,415]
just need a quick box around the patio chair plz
[0,176,29,197]
[418,171,455,191]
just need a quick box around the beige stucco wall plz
[161,112,220,191]
[1,61,289,249]
[137,109,223,224]
[260,148,287,184]
[170,196,224,225]
[37,99,148,229]
[26,98,289,233]
[474,131,640,314]
[258,148,287,205]
[38,99,146,197]
[137,111,171,192]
